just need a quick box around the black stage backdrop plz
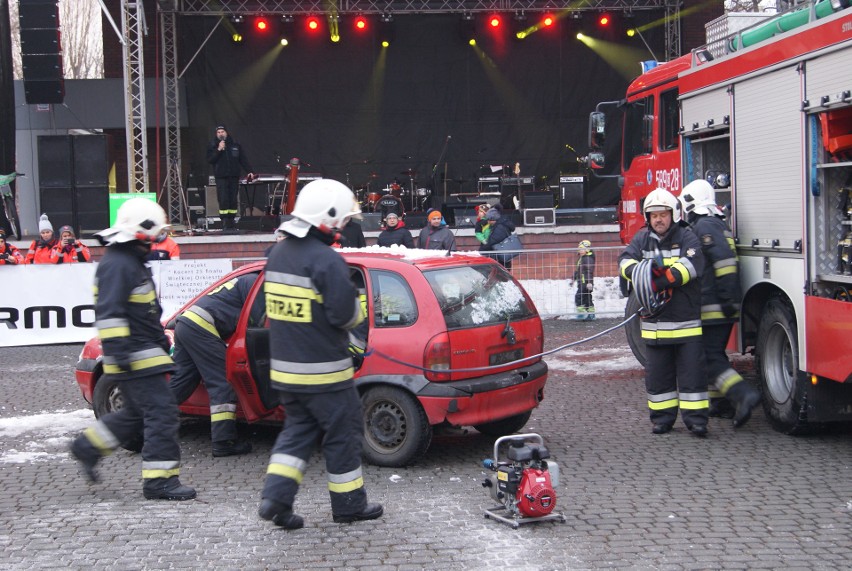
[180,13,664,207]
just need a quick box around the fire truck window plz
[624,96,653,170]
[660,89,679,151]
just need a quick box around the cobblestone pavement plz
[1,318,851,570]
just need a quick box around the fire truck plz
[586,0,852,434]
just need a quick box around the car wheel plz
[625,291,647,367]
[361,386,432,468]
[473,410,532,436]
[91,376,143,453]
[755,297,817,435]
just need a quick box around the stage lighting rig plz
[459,12,476,46]
[513,11,528,40]
[378,13,394,47]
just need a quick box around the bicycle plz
[0,172,22,240]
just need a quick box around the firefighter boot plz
[143,476,197,501]
[708,397,736,419]
[69,437,101,483]
[332,502,384,524]
[258,499,305,529]
[212,439,252,458]
[575,307,587,321]
[728,381,761,429]
[651,423,673,435]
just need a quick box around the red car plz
[75,250,548,467]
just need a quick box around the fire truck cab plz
[588,0,852,434]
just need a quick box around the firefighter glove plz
[652,275,670,292]
[115,355,132,372]
[721,302,738,318]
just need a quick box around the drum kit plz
[354,168,431,214]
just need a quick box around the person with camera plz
[55,225,92,263]
[0,230,24,265]
[206,124,255,233]
[24,214,60,264]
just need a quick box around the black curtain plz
[181,13,664,207]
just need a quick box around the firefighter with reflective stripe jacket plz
[680,180,760,428]
[169,273,259,457]
[259,179,383,530]
[69,198,195,501]
[619,188,709,437]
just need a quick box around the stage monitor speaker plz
[404,212,427,229]
[73,135,111,186]
[523,208,556,226]
[558,176,585,209]
[37,135,73,187]
[236,216,280,233]
[19,0,64,105]
[523,192,554,209]
[448,204,477,228]
[360,213,383,232]
[205,186,220,216]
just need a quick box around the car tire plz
[473,410,532,436]
[755,296,818,435]
[361,386,432,468]
[91,376,143,453]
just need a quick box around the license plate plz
[489,348,524,366]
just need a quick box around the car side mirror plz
[588,112,606,150]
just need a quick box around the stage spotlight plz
[489,14,502,29]
[598,14,610,27]
[626,29,636,37]
[354,15,368,32]
[306,15,321,33]
[329,14,340,43]
[378,13,394,47]
[229,15,245,44]
[512,11,529,40]
[542,13,555,28]
[280,15,294,45]
[459,12,476,45]
[255,16,269,32]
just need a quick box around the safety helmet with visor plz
[279,179,362,238]
[96,197,169,245]
[643,188,681,225]
[680,180,722,218]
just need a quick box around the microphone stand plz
[431,136,451,210]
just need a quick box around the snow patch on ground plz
[0,409,93,464]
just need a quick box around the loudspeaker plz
[404,212,428,229]
[236,216,281,232]
[19,0,64,105]
[447,204,477,228]
[75,186,109,235]
[523,208,556,226]
[360,213,383,231]
[186,187,205,226]
[39,186,72,222]
[524,192,555,209]
[558,176,585,209]
[38,135,73,187]
[73,135,110,186]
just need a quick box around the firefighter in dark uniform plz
[619,188,709,436]
[169,273,259,456]
[206,124,255,233]
[574,239,596,320]
[69,198,195,500]
[259,179,383,530]
[680,180,761,427]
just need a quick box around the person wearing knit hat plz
[0,230,25,265]
[25,214,60,264]
[56,224,92,263]
[417,209,455,251]
[474,203,492,245]
[207,124,256,233]
[479,205,519,269]
[574,239,596,320]
[377,211,414,248]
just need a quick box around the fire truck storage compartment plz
[681,88,731,135]
[733,66,804,252]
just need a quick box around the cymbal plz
[400,169,417,175]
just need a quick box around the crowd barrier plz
[1,247,628,347]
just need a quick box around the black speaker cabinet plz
[523,192,555,209]
[558,176,585,209]
[38,135,73,187]
[19,0,64,105]
[523,208,556,226]
[73,135,111,186]
[75,186,109,235]
[18,0,59,29]
[404,212,428,229]
[359,213,383,232]
[39,186,72,222]
[448,204,477,228]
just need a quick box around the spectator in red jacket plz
[0,230,24,265]
[147,230,181,261]
[25,214,60,264]
[56,225,92,263]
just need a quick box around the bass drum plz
[376,195,404,220]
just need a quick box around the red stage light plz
[489,15,501,29]
[355,16,367,31]
[255,17,269,32]
[306,16,320,31]
[543,14,555,27]
[599,14,610,26]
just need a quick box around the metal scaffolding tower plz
[122,0,149,194]
[159,9,187,226]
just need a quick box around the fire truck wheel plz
[91,376,143,453]
[625,291,648,367]
[361,386,432,467]
[473,411,532,436]
[755,297,815,435]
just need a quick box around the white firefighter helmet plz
[643,188,682,224]
[96,197,169,245]
[680,179,722,217]
[279,179,362,238]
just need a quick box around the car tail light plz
[424,332,451,382]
